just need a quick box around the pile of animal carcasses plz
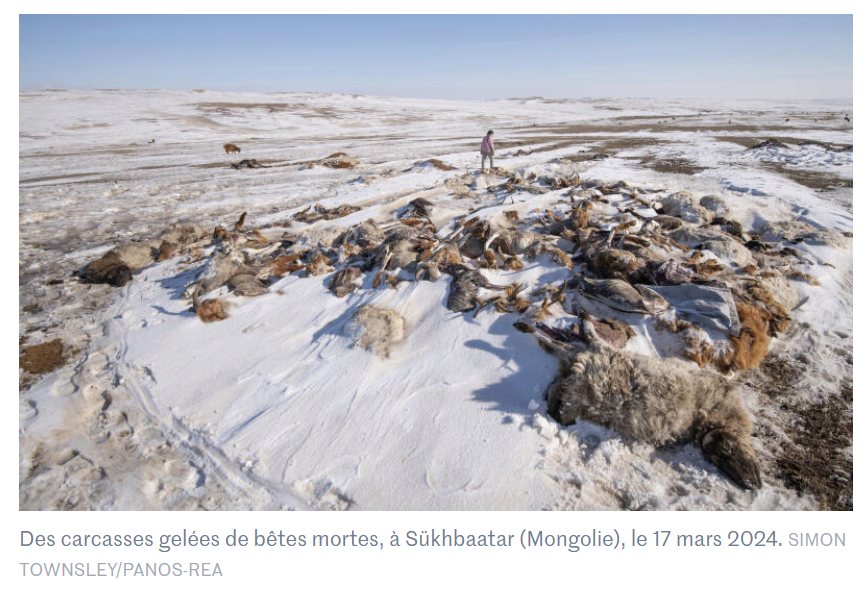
[81,168,847,490]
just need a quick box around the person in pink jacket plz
[480,130,494,172]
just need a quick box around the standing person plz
[480,130,495,172]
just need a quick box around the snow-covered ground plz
[19,90,853,510]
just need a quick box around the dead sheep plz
[532,319,762,490]
[699,195,729,215]
[351,219,386,250]
[82,224,206,287]
[329,267,363,298]
[699,237,755,268]
[660,191,714,224]
[442,264,508,312]
[195,298,229,322]
[82,252,134,287]
[82,240,163,287]
[345,306,407,358]
[195,238,246,295]
[758,220,851,249]
[306,251,335,276]
[228,273,269,297]
[287,226,345,255]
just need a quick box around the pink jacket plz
[481,135,494,153]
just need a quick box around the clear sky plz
[19,14,853,99]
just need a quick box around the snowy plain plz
[19,90,853,510]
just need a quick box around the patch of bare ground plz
[136,164,183,171]
[763,166,852,191]
[500,137,660,158]
[20,172,100,184]
[714,136,853,152]
[513,123,847,136]
[609,113,710,122]
[20,339,66,376]
[20,147,140,159]
[596,137,660,152]
[66,123,111,130]
[761,356,853,510]
[197,102,290,111]
[19,177,115,189]
[635,157,707,175]
[550,152,611,164]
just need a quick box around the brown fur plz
[265,255,303,277]
[543,246,574,269]
[249,228,270,244]
[545,209,563,222]
[684,342,718,368]
[737,283,791,336]
[306,252,334,276]
[589,248,642,280]
[659,297,773,373]
[721,302,771,372]
[656,314,732,371]
[513,298,553,332]
[196,298,229,322]
[329,267,362,298]
[684,252,725,276]
[786,269,821,286]
[432,243,462,265]
[511,296,532,313]
[185,249,206,264]
[320,153,358,168]
[399,218,424,227]
[223,143,241,154]
[482,249,499,269]
[571,206,591,229]
[157,241,177,262]
[501,249,524,271]
[233,212,247,232]
[82,253,133,287]
[372,269,385,289]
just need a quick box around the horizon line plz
[18,87,854,103]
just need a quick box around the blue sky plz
[19,14,852,99]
